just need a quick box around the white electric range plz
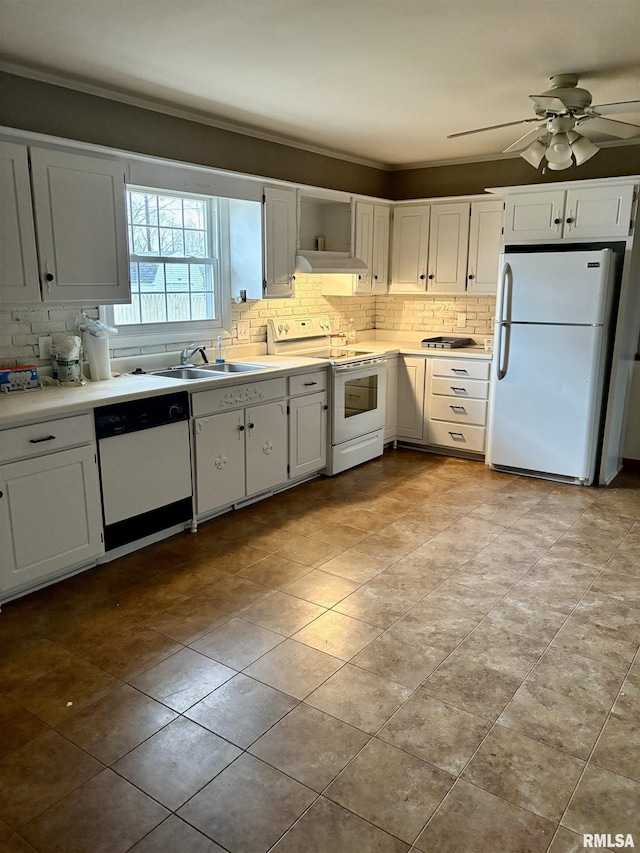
[267,317,388,474]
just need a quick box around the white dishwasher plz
[95,392,193,551]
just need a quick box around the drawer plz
[430,396,488,426]
[428,420,486,453]
[0,414,94,463]
[431,376,489,400]
[431,358,490,381]
[289,370,327,396]
[192,377,286,416]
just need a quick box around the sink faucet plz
[180,343,209,365]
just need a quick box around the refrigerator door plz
[488,323,604,483]
[499,249,614,325]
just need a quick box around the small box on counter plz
[0,365,40,392]
[421,337,474,349]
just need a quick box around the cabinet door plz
[246,400,288,496]
[0,142,41,304]
[263,186,296,298]
[385,356,399,441]
[395,356,426,441]
[427,202,470,293]
[564,184,634,239]
[289,392,327,478]
[194,411,246,515]
[0,446,103,597]
[371,205,390,293]
[354,201,374,292]
[503,191,566,242]
[467,199,504,294]
[390,205,430,291]
[29,147,129,303]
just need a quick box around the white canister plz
[83,334,112,380]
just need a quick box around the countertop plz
[0,356,326,429]
[0,335,492,429]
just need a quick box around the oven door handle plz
[333,358,386,372]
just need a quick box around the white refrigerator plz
[487,248,616,485]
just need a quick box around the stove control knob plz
[284,324,290,332]
[278,324,285,333]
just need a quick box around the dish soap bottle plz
[215,335,225,364]
[346,318,356,345]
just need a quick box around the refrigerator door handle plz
[497,323,511,380]
[495,261,512,380]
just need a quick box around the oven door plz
[332,359,387,444]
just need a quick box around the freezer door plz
[498,249,614,325]
[488,323,604,482]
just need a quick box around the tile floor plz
[0,449,638,853]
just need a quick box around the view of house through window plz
[113,188,219,326]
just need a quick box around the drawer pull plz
[450,386,467,394]
[29,435,56,444]
[451,368,468,375]
[448,431,466,441]
[449,405,467,414]
[303,381,318,386]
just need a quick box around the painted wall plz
[0,72,392,199]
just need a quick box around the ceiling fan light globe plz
[546,157,574,170]
[571,135,599,165]
[521,139,546,167]
[546,132,572,162]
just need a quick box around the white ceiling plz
[1,0,639,168]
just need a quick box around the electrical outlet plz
[236,321,250,343]
[38,336,53,359]
[456,313,467,328]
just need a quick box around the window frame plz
[102,185,232,347]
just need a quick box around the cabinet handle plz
[374,274,379,280]
[248,422,255,429]
[238,424,245,432]
[450,386,467,393]
[450,405,467,414]
[451,368,468,375]
[566,217,574,224]
[419,274,426,280]
[448,432,466,441]
[323,404,328,410]
[428,274,435,280]
[29,435,56,443]
[303,381,318,386]
[0,490,3,498]
[45,273,54,282]
[553,218,561,225]
[467,274,474,280]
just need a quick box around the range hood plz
[295,251,368,275]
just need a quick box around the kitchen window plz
[103,186,261,344]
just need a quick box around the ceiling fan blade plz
[447,118,540,139]
[580,115,640,139]
[502,125,547,153]
[589,100,640,116]
[529,94,567,112]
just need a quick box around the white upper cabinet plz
[371,204,390,292]
[427,202,470,293]
[30,147,129,303]
[0,142,40,304]
[353,201,390,294]
[390,205,430,291]
[263,186,296,298]
[504,184,635,242]
[467,199,504,294]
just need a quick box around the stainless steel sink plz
[149,367,214,380]
[199,363,267,373]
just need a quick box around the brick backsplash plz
[0,279,495,368]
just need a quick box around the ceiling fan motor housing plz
[544,74,593,113]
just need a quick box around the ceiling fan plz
[448,74,640,170]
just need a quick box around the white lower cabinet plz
[193,379,288,517]
[385,356,399,441]
[288,370,328,479]
[426,358,490,454]
[396,357,426,441]
[0,415,103,600]
[388,354,491,457]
